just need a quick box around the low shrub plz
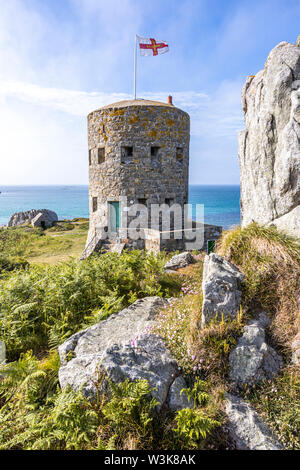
[48,223,75,232]
[0,255,29,273]
[0,250,174,360]
[244,368,300,450]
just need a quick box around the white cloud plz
[0,78,243,139]
[0,77,243,184]
[0,0,245,185]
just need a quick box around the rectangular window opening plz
[165,198,174,206]
[207,239,216,254]
[89,150,92,166]
[138,198,147,206]
[151,146,160,157]
[121,146,133,163]
[176,147,183,162]
[151,146,160,167]
[98,147,105,164]
[92,197,98,213]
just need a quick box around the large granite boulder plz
[229,313,282,387]
[201,254,245,327]
[224,393,283,450]
[291,332,300,365]
[58,297,191,410]
[31,211,58,229]
[8,209,58,228]
[239,39,300,238]
[164,252,195,272]
[0,340,5,364]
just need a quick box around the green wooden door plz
[109,202,120,232]
[207,240,216,254]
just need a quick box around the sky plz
[0,0,299,185]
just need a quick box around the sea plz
[0,185,241,230]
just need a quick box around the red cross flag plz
[137,36,169,56]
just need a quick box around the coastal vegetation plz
[0,222,299,449]
[0,218,89,265]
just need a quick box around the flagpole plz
[134,34,137,100]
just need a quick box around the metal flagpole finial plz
[134,34,137,100]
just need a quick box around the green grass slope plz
[0,222,299,449]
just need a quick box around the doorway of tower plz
[207,239,216,254]
[109,201,121,233]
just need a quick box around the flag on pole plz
[137,36,169,56]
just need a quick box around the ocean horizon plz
[0,184,241,230]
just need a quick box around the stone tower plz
[84,97,190,253]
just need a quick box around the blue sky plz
[0,0,299,184]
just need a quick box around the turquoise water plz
[0,185,240,229]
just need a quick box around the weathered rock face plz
[224,393,283,450]
[31,211,58,229]
[0,340,5,364]
[201,254,245,327]
[58,297,191,410]
[239,40,300,238]
[291,332,300,365]
[164,252,195,272]
[229,313,282,387]
[8,209,58,227]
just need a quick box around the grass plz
[155,223,300,448]
[0,249,178,360]
[216,223,300,449]
[244,367,300,450]
[0,221,299,449]
[217,222,300,355]
[0,218,89,265]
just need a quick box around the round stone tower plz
[85,97,190,250]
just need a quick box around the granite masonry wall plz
[86,99,190,246]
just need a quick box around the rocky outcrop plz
[31,211,58,229]
[224,393,283,450]
[229,313,282,387]
[201,254,245,327]
[239,39,300,238]
[0,340,5,364]
[8,209,58,227]
[164,252,195,272]
[58,297,191,410]
[291,333,300,365]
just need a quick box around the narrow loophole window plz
[121,146,133,163]
[92,197,98,212]
[98,147,105,164]
[151,146,160,157]
[165,198,174,206]
[138,198,147,206]
[176,147,183,162]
